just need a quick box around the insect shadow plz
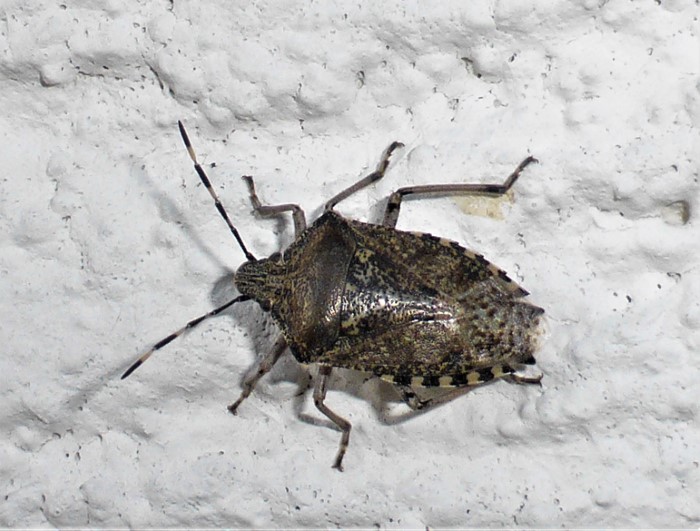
[121,122,544,470]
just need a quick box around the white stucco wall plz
[1,0,698,527]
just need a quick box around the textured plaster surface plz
[1,0,699,527]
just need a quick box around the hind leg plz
[397,362,542,411]
[508,373,543,385]
[382,156,537,228]
[398,385,475,411]
[313,365,352,471]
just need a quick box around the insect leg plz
[242,175,307,237]
[382,155,538,228]
[397,371,542,410]
[398,385,474,411]
[324,141,404,212]
[398,386,431,410]
[228,335,288,414]
[509,373,543,386]
[313,365,352,471]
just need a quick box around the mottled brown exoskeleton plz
[122,121,544,470]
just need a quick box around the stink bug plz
[122,121,544,470]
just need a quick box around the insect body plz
[122,122,544,470]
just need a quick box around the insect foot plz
[121,122,543,471]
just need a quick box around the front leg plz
[228,335,287,414]
[242,175,307,237]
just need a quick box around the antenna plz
[178,121,256,262]
[121,294,250,379]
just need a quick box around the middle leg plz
[313,365,352,471]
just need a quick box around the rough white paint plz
[1,0,699,527]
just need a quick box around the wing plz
[317,283,544,385]
[345,218,529,298]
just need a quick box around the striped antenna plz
[121,295,250,379]
[178,121,256,262]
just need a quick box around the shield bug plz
[122,121,544,470]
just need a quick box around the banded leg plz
[324,141,404,212]
[383,156,538,228]
[228,335,288,414]
[242,176,307,237]
[398,385,475,411]
[313,365,351,471]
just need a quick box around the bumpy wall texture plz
[1,0,698,527]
